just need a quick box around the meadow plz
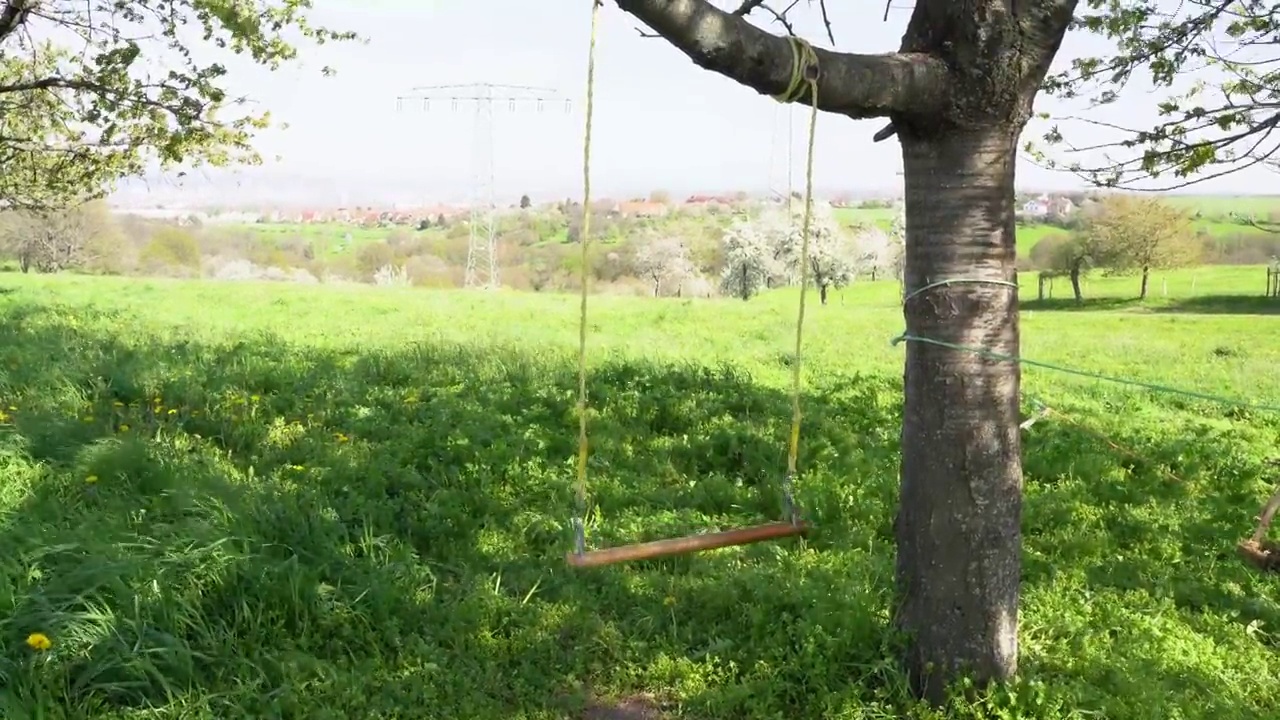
[0,265,1278,719]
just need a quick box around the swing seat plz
[1239,480,1280,573]
[566,520,810,568]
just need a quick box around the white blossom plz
[719,216,780,300]
[633,236,697,297]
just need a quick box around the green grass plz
[1162,194,1280,216]
[834,200,1280,259]
[0,267,1278,719]
[240,222,419,258]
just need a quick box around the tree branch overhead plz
[614,0,950,120]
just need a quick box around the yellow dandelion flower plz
[289,464,304,471]
[250,395,261,402]
[112,401,124,407]
[335,433,349,443]
[167,409,177,415]
[118,424,130,432]
[25,632,51,651]
[85,475,98,484]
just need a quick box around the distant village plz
[112,190,1093,228]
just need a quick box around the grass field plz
[1,265,1279,719]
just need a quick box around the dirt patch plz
[1238,538,1280,571]
[582,693,669,720]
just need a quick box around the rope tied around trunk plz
[890,278,1280,412]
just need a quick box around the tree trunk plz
[1069,263,1083,302]
[897,128,1022,702]
[1139,266,1150,299]
[819,283,829,305]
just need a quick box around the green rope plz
[892,278,1280,414]
[903,278,1019,304]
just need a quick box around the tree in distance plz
[1080,196,1200,300]
[0,1,357,211]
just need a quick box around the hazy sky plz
[112,1,1280,204]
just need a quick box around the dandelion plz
[334,433,349,443]
[167,409,177,416]
[118,424,130,432]
[112,401,124,408]
[250,395,261,402]
[25,632,51,651]
[85,475,98,484]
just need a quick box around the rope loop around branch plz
[774,35,819,104]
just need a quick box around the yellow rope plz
[570,25,819,550]
[572,0,602,553]
[776,36,820,489]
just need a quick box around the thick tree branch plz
[0,0,34,46]
[614,0,950,119]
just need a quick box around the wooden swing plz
[565,5,821,569]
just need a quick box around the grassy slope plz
[0,267,1278,719]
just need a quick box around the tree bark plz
[819,283,829,305]
[1069,262,1083,302]
[897,127,1023,702]
[1139,266,1150,299]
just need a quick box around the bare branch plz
[814,0,835,45]
[754,0,801,36]
[613,0,950,119]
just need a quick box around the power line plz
[394,83,571,290]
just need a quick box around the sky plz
[100,0,1280,206]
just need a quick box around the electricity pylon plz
[768,103,796,209]
[395,83,570,290]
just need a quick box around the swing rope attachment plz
[567,9,820,568]
[1238,476,1280,572]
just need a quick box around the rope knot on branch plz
[774,35,819,104]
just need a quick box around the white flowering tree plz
[888,205,907,297]
[719,216,780,300]
[633,236,696,297]
[774,200,865,305]
[851,223,903,283]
